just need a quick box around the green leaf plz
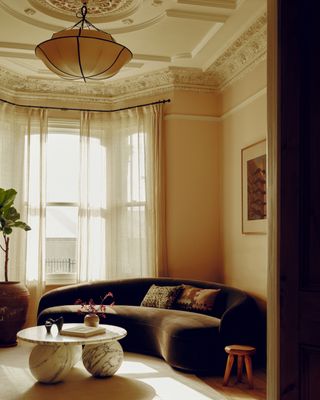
[0,189,5,206]
[1,189,17,209]
[0,188,31,234]
[14,221,31,231]
[3,207,20,222]
[3,227,12,235]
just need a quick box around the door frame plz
[267,0,279,399]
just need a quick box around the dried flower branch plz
[75,292,114,318]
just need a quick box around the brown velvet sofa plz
[37,277,263,374]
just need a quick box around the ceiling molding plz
[190,22,224,59]
[166,9,228,22]
[0,51,35,60]
[0,1,62,32]
[176,0,238,9]
[133,54,170,62]
[0,0,167,35]
[0,12,266,104]
[0,1,167,35]
[0,42,35,51]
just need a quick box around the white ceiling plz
[0,0,266,84]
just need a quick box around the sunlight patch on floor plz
[118,360,159,374]
[140,377,224,400]
[1,366,35,398]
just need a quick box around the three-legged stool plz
[223,344,256,389]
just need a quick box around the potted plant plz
[0,188,31,346]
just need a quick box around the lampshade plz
[35,2,132,82]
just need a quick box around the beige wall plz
[164,90,222,282]
[162,62,267,302]
[219,60,267,308]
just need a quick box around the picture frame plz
[241,139,267,234]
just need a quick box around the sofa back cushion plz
[174,285,221,314]
[140,284,182,309]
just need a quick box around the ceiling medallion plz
[45,0,123,15]
[29,0,138,20]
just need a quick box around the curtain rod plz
[0,97,171,113]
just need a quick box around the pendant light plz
[35,0,133,82]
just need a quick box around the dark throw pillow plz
[140,284,182,309]
[175,285,221,314]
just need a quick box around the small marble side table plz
[17,323,127,384]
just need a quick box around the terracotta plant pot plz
[0,282,29,347]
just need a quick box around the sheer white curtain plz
[0,101,166,322]
[0,103,47,324]
[0,104,28,282]
[24,109,48,323]
[78,104,167,281]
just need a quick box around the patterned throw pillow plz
[140,284,183,309]
[175,285,221,314]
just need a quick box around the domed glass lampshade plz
[35,2,132,82]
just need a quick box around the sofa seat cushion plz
[38,304,220,327]
[37,304,222,372]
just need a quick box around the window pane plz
[127,133,146,202]
[46,206,78,284]
[46,206,78,238]
[46,239,76,273]
[45,238,77,284]
[46,132,79,202]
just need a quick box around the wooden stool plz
[223,344,256,389]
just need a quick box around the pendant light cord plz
[0,97,171,113]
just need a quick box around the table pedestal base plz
[82,341,124,377]
[28,340,124,383]
[29,344,81,383]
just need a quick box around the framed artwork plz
[241,140,267,234]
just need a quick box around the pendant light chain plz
[80,1,88,29]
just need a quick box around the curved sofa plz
[37,277,262,374]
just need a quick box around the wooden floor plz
[198,369,266,400]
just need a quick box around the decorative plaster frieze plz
[0,65,218,104]
[207,12,267,89]
[0,12,266,105]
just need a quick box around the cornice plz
[207,12,267,89]
[0,66,219,105]
[0,12,266,105]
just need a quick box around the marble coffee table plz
[17,323,127,384]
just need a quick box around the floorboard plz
[198,369,266,400]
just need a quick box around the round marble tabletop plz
[17,323,127,346]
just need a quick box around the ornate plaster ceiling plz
[0,0,266,100]
[28,0,140,22]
